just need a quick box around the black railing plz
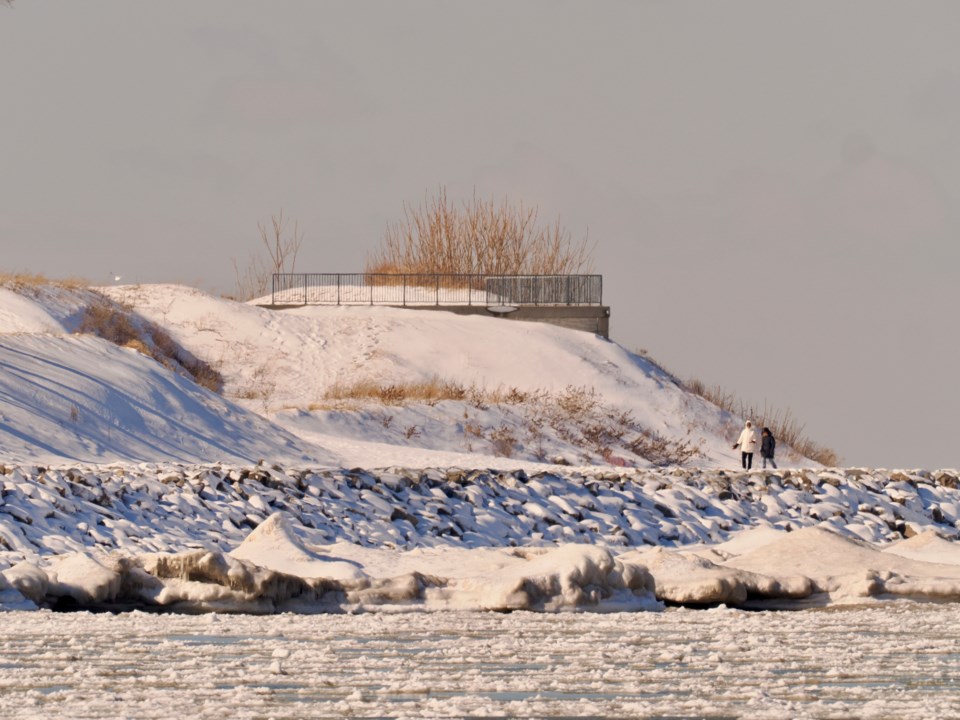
[271,273,603,307]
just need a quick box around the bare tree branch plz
[232,211,304,301]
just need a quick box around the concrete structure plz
[262,302,612,338]
[263,273,611,337]
[399,303,611,338]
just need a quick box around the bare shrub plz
[185,359,225,394]
[463,420,486,440]
[77,302,140,346]
[75,300,223,395]
[489,424,518,457]
[373,411,394,429]
[123,338,152,355]
[523,416,549,462]
[310,375,714,466]
[556,385,600,417]
[488,385,531,406]
[685,376,839,466]
[627,429,703,467]
[404,425,421,440]
[379,384,406,405]
[233,210,304,301]
[467,385,489,410]
[148,325,179,360]
[582,419,626,456]
[366,187,594,278]
[233,363,274,406]
[461,415,485,453]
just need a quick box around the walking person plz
[761,427,778,469]
[732,420,759,470]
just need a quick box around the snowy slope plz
[0,283,334,465]
[0,334,331,465]
[95,283,770,469]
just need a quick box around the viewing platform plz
[262,273,611,337]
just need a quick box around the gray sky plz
[2,1,958,469]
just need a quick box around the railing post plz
[303,274,307,305]
[435,274,439,306]
[337,274,341,306]
[403,274,406,306]
[271,274,276,305]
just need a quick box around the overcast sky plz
[2,1,958,469]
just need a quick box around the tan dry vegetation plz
[318,375,469,407]
[365,187,594,279]
[75,299,224,394]
[312,377,703,466]
[0,272,89,290]
[684,377,840,466]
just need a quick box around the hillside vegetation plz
[0,277,823,469]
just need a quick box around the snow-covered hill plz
[0,284,334,466]
[2,280,960,616]
[90,282,769,470]
[0,280,764,469]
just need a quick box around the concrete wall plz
[409,305,611,338]
[262,304,611,337]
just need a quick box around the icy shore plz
[2,463,959,613]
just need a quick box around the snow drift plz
[7,509,960,614]
[2,463,960,612]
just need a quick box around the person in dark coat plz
[760,427,777,469]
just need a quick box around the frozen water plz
[1,604,958,719]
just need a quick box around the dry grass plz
[0,272,89,290]
[318,377,704,465]
[75,300,223,394]
[489,424,518,458]
[321,375,469,406]
[685,377,840,466]
[365,187,594,277]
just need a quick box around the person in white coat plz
[733,420,759,470]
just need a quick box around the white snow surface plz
[2,463,960,613]
[5,605,960,719]
[2,282,959,616]
[98,283,755,470]
[0,281,805,469]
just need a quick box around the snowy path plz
[1,604,958,719]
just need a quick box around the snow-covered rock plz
[1,463,959,612]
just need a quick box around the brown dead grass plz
[0,272,89,290]
[75,300,223,394]
[366,187,593,277]
[315,377,704,465]
[684,377,840,466]
[320,375,469,406]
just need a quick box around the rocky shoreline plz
[2,463,959,613]
[1,464,958,566]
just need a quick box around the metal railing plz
[271,273,603,307]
